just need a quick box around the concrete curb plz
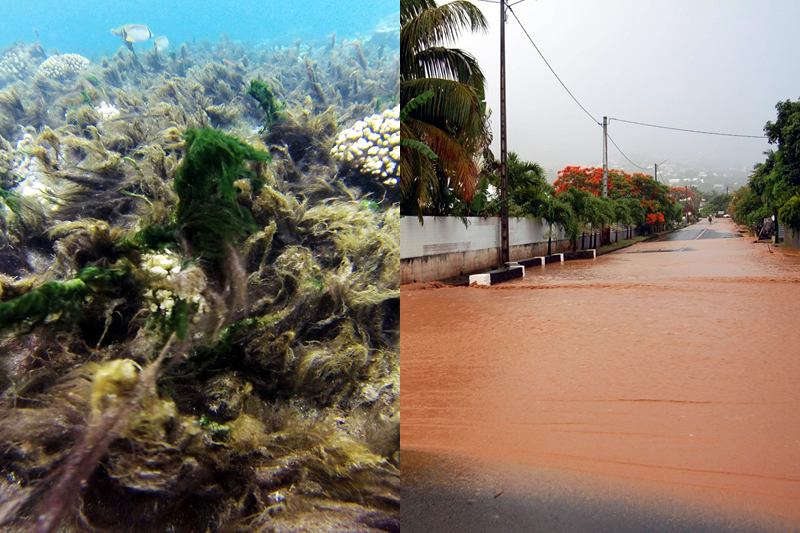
[468,265,524,286]
[447,227,685,287]
[564,250,596,261]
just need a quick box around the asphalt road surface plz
[401,220,800,532]
[657,221,741,242]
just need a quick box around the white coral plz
[331,105,399,186]
[0,50,27,84]
[8,133,61,213]
[94,101,120,120]
[36,53,90,80]
[141,252,208,321]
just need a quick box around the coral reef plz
[93,100,119,120]
[331,105,399,185]
[0,42,46,88]
[0,23,398,533]
[35,53,90,80]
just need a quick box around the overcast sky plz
[457,0,800,182]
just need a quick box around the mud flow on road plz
[401,220,800,530]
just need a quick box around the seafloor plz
[0,21,398,533]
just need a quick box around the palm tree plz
[400,90,439,204]
[611,198,632,242]
[595,196,617,246]
[527,193,576,256]
[504,152,549,216]
[559,187,596,250]
[400,0,490,218]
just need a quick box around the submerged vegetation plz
[247,78,285,130]
[172,127,270,258]
[0,21,399,532]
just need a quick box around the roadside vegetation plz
[699,190,732,218]
[552,166,681,243]
[730,99,800,238]
[400,0,491,220]
[399,0,685,247]
[471,157,681,250]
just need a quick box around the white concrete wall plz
[400,216,570,283]
[400,216,499,259]
[401,216,562,260]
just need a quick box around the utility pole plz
[685,185,689,224]
[602,116,608,197]
[654,159,666,184]
[499,0,509,264]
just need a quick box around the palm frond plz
[403,46,485,89]
[401,0,488,57]
[401,0,489,216]
[401,78,487,146]
[404,117,480,201]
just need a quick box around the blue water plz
[1,0,397,59]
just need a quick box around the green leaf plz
[400,138,437,160]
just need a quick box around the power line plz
[506,5,601,126]
[499,4,765,144]
[606,133,650,171]
[609,118,766,139]
[505,6,652,173]
[502,6,762,172]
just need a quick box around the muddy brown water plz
[401,220,800,527]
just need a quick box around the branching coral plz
[0,42,46,88]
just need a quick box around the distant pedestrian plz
[708,215,713,224]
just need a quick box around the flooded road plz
[401,220,800,530]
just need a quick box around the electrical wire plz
[503,5,763,169]
[475,0,529,5]
[501,2,764,146]
[606,133,651,171]
[506,5,601,126]
[506,5,652,170]
[609,118,765,139]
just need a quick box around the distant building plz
[713,184,724,191]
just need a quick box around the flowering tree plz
[668,186,694,201]
[554,166,677,231]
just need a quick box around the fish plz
[110,24,154,52]
[153,36,169,52]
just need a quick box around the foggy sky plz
[457,0,800,184]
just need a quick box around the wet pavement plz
[401,220,800,531]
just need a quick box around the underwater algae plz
[248,79,285,131]
[0,22,398,533]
